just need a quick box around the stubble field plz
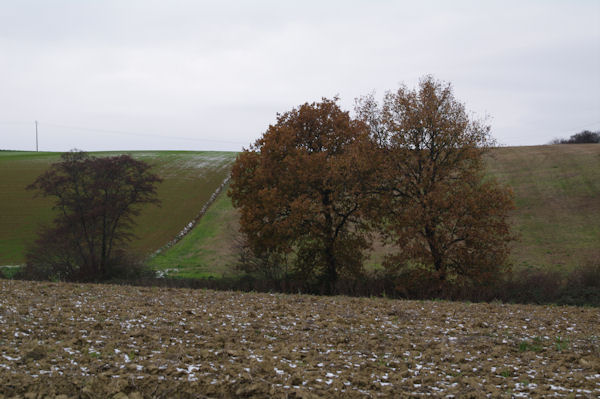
[0,280,598,398]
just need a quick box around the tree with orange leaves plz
[229,98,376,293]
[356,76,514,291]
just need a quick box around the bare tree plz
[24,151,162,281]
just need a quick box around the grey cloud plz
[1,0,599,151]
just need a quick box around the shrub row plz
[105,261,600,307]
[5,260,597,306]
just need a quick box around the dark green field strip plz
[0,153,58,262]
[149,183,240,278]
[129,152,236,256]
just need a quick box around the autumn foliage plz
[356,76,515,292]
[229,99,376,293]
[230,77,515,295]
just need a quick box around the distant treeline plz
[551,130,600,144]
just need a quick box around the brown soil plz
[0,280,598,398]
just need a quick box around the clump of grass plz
[555,336,569,352]
[500,369,512,378]
[518,337,543,353]
[0,266,21,279]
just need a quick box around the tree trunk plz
[324,244,337,295]
[425,225,446,296]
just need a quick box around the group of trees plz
[551,130,600,144]
[229,76,515,294]
[24,76,514,294]
[24,152,161,281]
[229,98,376,293]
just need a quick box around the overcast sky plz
[1,0,599,152]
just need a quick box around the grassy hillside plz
[3,145,598,273]
[0,151,236,265]
[149,186,240,278]
[487,144,600,271]
[152,144,599,277]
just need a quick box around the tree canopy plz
[229,98,376,293]
[231,76,515,296]
[356,76,514,292]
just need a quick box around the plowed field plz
[0,280,598,398]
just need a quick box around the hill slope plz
[152,144,600,276]
[487,144,600,271]
[0,151,237,264]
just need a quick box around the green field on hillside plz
[149,187,240,278]
[487,144,600,271]
[2,145,598,275]
[0,151,236,265]
[152,144,600,278]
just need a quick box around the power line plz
[560,120,600,134]
[0,120,30,126]
[40,122,249,146]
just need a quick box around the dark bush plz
[0,266,19,279]
[558,261,600,306]
[19,228,151,282]
[20,226,80,281]
[551,130,600,144]
[103,250,154,281]
[495,268,564,304]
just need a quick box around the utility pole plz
[35,120,38,152]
